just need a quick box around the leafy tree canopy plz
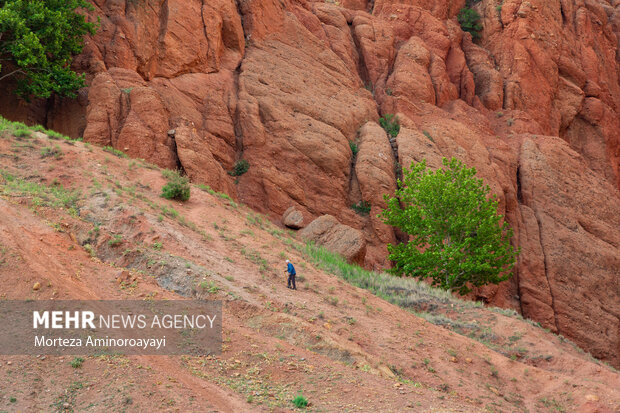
[0,0,97,99]
[381,157,519,295]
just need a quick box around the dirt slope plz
[1,0,619,367]
[0,126,619,412]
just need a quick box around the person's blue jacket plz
[287,262,296,275]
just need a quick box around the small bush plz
[458,7,482,39]
[349,141,359,156]
[70,357,84,368]
[161,171,190,201]
[379,114,400,138]
[292,393,309,409]
[351,200,371,215]
[229,159,250,177]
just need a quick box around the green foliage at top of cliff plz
[381,157,519,295]
[0,0,97,99]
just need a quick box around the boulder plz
[282,207,304,229]
[300,215,366,264]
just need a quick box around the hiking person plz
[285,259,297,290]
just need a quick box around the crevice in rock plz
[348,22,371,90]
[534,211,561,334]
[367,0,375,14]
[560,2,567,25]
[516,163,559,332]
[153,0,170,78]
[231,60,244,162]
[516,166,523,204]
[200,0,215,69]
[234,0,248,39]
[111,90,131,148]
[512,167,525,317]
[577,220,617,248]
[169,132,186,175]
[347,130,362,208]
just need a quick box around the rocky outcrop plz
[282,206,305,229]
[300,215,366,264]
[0,0,619,367]
[516,136,620,365]
[354,121,397,267]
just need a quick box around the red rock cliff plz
[1,0,619,367]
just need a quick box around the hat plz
[285,259,290,263]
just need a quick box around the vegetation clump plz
[349,141,359,156]
[292,392,309,409]
[458,7,483,39]
[103,146,128,158]
[40,145,63,159]
[229,159,249,177]
[381,157,518,294]
[70,357,84,368]
[351,200,371,215]
[161,169,190,201]
[379,114,400,138]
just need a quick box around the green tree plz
[0,0,97,99]
[380,158,518,295]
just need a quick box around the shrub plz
[379,114,400,138]
[458,7,482,39]
[349,141,359,156]
[229,159,249,177]
[380,157,519,295]
[70,357,84,368]
[292,393,308,408]
[161,171,190,201]
[351,200,371,215]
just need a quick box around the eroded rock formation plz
[1,0,619,366]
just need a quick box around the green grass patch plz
[102,145,128,158]
[292,392,308,408]
[0,170,80,210]
[40,145,63,159]
[0,116,79,142]
[196,184,237,207]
